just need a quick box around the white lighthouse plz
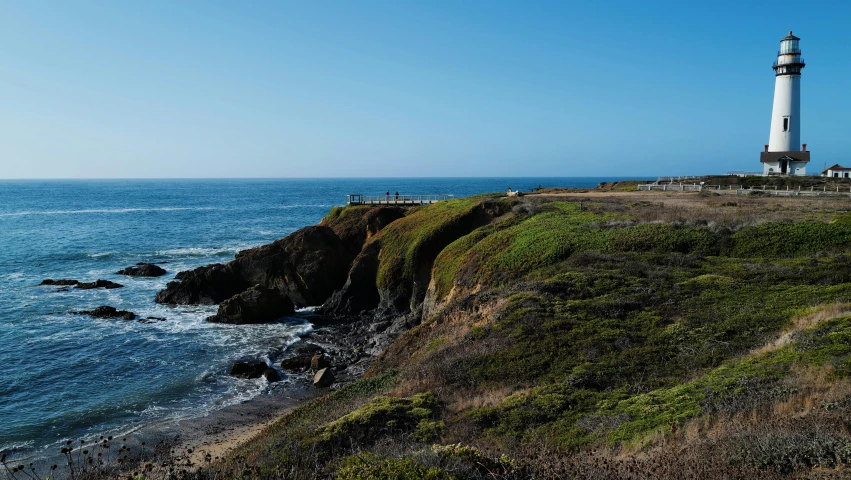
[760,31,810,176]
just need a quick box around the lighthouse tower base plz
[760,150,810,176]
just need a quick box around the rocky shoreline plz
[18,200,505,476]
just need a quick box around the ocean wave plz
[0,207,223,218]
[276,204,334,209]
[155,244,257,257]
[87,252,116,258]
[0,439,34,453]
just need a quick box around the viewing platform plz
[346,194,455,206]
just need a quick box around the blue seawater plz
[0,177,642,458]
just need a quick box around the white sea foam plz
[276,204,334,209]
[0,439,34,452]
[155,244,257,257]
[0,207,224,218]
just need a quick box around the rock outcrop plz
[263,368,281,382]
[206,285,295,324]
[40,279,124,289]
[156,207,408,310]
[116,263,167,277]
[39,279,80,286]
[310,353,331,372]
[230,361,268,379]
[320,206,407,258]
[156,226,351,307]
[280,354,313,371]
[321,242,382,315]
[75,280,124,290]
[155,264,242,305]
[313,367,335,388]
[77,306,136,320]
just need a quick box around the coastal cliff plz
[158,190,851,478]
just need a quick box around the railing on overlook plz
[346,194,455,206]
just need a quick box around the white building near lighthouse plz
[761,31,810,176]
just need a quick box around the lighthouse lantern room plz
[761,31,810,176]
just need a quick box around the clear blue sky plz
[1,0,848,178]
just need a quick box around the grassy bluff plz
[155,182,851,478]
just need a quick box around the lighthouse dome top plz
[782,31,801,41]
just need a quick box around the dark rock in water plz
[137,316,167,324]
[39,279,80,286]
[263,368,281,382]
[310,353,331,372]
[205,285,295,324]
[230,360,268,379]
[155,206,407,316]
[313,367,335,388]
[157,264,242,305]
[75,280,124,290]
[280,354,313,371]
[116,263,167,277]
[78,306,136,320]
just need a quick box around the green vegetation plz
[336,454,456,480]
[203,191,851,478]
[371,196,515,309]
[731,221,851,257]
[319,392,441,446]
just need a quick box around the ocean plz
[0,177,639,459]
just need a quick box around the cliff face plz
[155,198,514,322]
[321,197,514,317]
[155,205,407,311]
[155,225,348,307]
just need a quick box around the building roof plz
[782,31,800,41]
[822,164,851,174]
[759,151,810,164]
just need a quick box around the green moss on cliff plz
[375,197,483,290]
[319,392,441,446]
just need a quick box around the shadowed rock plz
[39,279,80,286]
[156,264,241,305]
[116,263,167,277]
[230,360,268,379]
[294,343,326,355]
[77,306,136,320]
[156,226,350,307]
[157,207,407,312]
[205,285,295,324]
[263,368,281,382]
[280,354,313,371]
[320,242,382,315]
[310,353,331,372]
[313,367,335,388]
[75,280,124,290]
